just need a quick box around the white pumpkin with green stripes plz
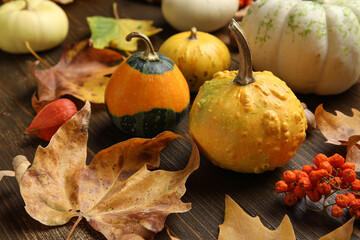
[241,0,360,95]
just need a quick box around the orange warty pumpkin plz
[189,20,307,173]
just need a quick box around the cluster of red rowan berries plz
[275,153,360,218]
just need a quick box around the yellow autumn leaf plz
[87,16,162,52]
[218,195,295,240]
[319,217,354,240]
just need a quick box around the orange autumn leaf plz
[218,195,295,240]
[12,101,200,239]
[315,104,360,145]
[30,39,125,112]
[318,217,354,240]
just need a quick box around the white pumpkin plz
[241,0,360,95]
[161,0,239,32]
[0,0,69,54]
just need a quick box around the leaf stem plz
[66,216,83,240]
[24,41,52,69]
[0,170,15,181]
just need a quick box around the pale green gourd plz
[241,0,360,95]
[0,0,69,54]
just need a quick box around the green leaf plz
[87,16,162,52]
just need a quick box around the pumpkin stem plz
[23,0,31,10]
[188,27,199,40]
[228,19,255,86]
[126,32,160,62]
[112,2,120,20]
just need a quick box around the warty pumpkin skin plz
[189,20,307,173]
[105,33,190,138]
[190,70,307,173]
[241,0,360,95]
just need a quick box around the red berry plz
[298,177,312,191]
[349,199,360,210]
[283,170,297,183]
[309,169,329,183]
[295,171,309,182]
[294,186,306,199]
[329,177,342,190]
[336,169,343,178]
[346,193,356,202]
[351,179,360,191]
[284,194,298,206]
[342,169,356,183]
[341,182,350,190]
[331,205,344,217]
[307,189,322,202]
[335,194,350,208]
[316,179,332,196]
[328,153,345,168]
[354,210,360,219]
[319,161,333,175]
[287,182,295,192]
[275,180,288,193]
[342,162,355,170]
[302,165,314,175]
[313,153,328,168]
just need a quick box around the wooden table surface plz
[1,0,360,239]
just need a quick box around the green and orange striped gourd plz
[105,32,190,138]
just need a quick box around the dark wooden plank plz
[0,0,359,239]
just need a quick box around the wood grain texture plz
[0,0,359,239]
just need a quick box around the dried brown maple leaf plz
[315,104,360,171]
[12,101,200,239]
[346,135,360,171]
[30,39,125,112]
[218,195,296,240]
[315,104,360,145]
[301,102,316,132]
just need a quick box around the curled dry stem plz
[66,216,83,240]
[304,189,340,219]
[304,196,323,212]
[24,41,52,69]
